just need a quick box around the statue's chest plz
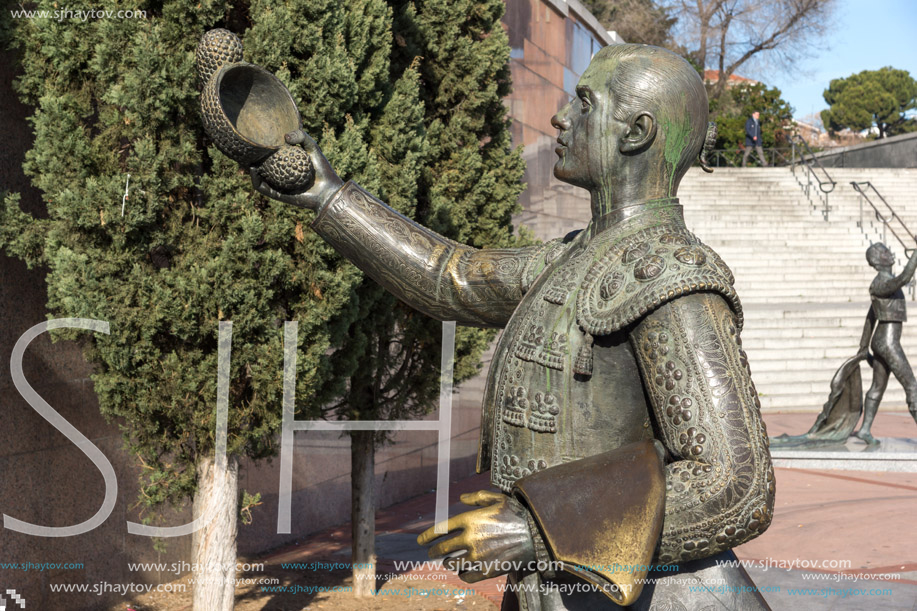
[486,241,652,492]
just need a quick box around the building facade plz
[505,0,619,239]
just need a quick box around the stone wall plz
[813,132,917,169]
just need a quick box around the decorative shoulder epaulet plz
[521,230,583,294]
[576,226,742,335]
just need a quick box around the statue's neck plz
[590,184,672,219]
[589,194,681,236]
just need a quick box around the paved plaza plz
[260,411,917,610]
[267,409,917,611]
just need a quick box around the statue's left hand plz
[417,490,536,583]
[250,130,343,210]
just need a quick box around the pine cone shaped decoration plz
[196,28,243,87]
[259,146,315,192]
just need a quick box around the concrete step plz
[759,391,908,411]
[739,294,870,302]
[686,222,865,231]
[743,326,880,339]
[753,368,858,384]
[733,274,869,283]
[741,311,873,325]
[749,336,882,350]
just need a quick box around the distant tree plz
[822,67,917,138]
[662,0,836,103]
[580,0,676,47]
[709,81,794,163]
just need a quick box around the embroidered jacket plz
[311,181,775,604]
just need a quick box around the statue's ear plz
[619,111,657,153]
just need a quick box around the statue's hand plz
[250,130,343,211]
[417,490,536,583]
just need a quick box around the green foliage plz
[240,490,262,525]
[1,0,524,517]
[821,67,917,138]
[314,0,528,431]
[709,82,794,162]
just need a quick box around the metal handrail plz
[851,181,917,253]
[790,135,837,192]
[790,134,836,220]
[851,181,917,299]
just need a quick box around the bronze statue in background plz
[777,243,917,447]
[858,243,917,442]
[199,32,775,609]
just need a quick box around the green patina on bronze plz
[661,94,691,197]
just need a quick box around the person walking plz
[742,110,768,167]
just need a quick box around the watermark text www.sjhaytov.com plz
[10,6,147,21]
[1,561,84,572]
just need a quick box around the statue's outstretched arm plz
[309,182,542,327]
[630,292,775,564]
[872,248,917,296]
[251,132,543,328]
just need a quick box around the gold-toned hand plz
[416,490,536,583]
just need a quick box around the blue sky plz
[758,0,917,123]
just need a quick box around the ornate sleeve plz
[310,181,548,328]
[630,292,775,564]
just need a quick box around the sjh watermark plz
[9,6,147,22]
[3,319,458,539]
[0,587,26,609]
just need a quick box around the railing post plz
[857,191,863,229]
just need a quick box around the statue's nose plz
[551,113,570,131]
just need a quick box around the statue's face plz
[868,244,894,268]
[551,55,621,190]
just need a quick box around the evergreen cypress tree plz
[2,0,524,604]
[3,2,366,607]
[307,0,528,593]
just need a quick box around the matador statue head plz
[551,44,715,213]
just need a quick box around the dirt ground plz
[105,564,499,611]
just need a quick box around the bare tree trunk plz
[192,454,239,611]
[711,10,733,104]
[351,430,376,596]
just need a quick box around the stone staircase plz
[679,167,917,412]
